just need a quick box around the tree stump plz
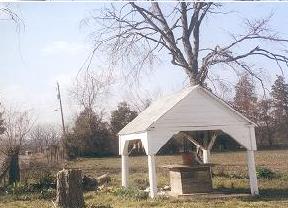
[56,169,84,208]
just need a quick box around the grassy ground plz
[1,149,288,207]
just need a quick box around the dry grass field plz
[0,149,288,207]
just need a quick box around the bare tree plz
[85,2,288,88]
[29,124,60,153]
[0,4,23,32]
[122,86,157,112]
[71,69,113,111]
[0,108,34,184]
[0,5,19,22]
[0,104,4,135]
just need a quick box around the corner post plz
[148,154,157,198]
[121,154,128,187]
[247,150,259,196]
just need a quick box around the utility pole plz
[57,82,66,135]
[57,82,68,163]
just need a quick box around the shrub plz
[132,178,149,190]
[38,171,56,189]
[256,166,275,179]
[39,188,56,199]
[113,187,149,200]
[5,182,28,195]
[3,170,56,198]
[26,170,56,192]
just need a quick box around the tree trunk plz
[56,169,84,208]
[8,150,20,185]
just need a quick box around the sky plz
[1,1,288,127]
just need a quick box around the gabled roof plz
[118,85,255,135]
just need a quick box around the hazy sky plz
[1,2,288,126]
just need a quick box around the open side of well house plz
[118,85,258,198]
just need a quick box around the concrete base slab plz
[168,191,251,199]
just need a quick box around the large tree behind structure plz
[86,2,288,86]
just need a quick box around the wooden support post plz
[184,135,205,150]
[203,133,217,164]
[121,155,128,188]
[148,155,157,198]
[203,149,209,164]
[207,134,217,150]
[247,150,259,196]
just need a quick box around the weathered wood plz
[82,174,111,191]
[82,175,98,191]
[56,169,84,208]
[97,174,111,185]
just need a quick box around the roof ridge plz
[118,86,197,135]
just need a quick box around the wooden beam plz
[179,132,205,150]
[207,133,217,150]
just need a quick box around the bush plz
[3,170,56,198]
[38,171,56,189]
[132,178,149,190]
[113,187,148,200]
[27,170,56,191]
[5,182,28,195]
[256,166,275,179]
[39,188,56,199]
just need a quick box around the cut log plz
[96,174,111,185]
[56,169,84,208]
[82,174,111,191]
[82,175,98,191]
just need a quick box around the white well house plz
[118,85,259,198]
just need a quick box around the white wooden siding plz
[119,85,257,154]
[154,88,249,128]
